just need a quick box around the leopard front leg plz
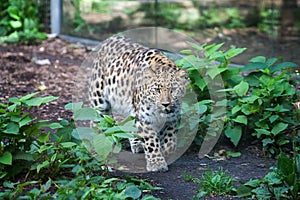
[161,124,177,157]
[136,121,168,172]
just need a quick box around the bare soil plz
[0,34,287,199]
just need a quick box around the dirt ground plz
[0,31,293,199]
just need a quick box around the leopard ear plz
[176,69,190,86]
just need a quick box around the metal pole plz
[51,0,62,35]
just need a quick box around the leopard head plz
[142,62,189,114]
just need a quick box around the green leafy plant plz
[177,43,299,156]
[225,56,299,155]
[0,94,160,199]
[0,92,60,179]
[238,152,300,199]
[186,168,237,199]
[238,123,299,200]
[65,102,137,162]
[176,42,246,146]
[0,143,160,200]
[0,0,47,44]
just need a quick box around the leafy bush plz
[237,111,300,200]
[65,102,137,162]
[177,43,299,156]
[185,167,237,199]
[0,92,60,179]
[176,42,246,146]
[0,0,47,44]
[226,56,299,155]
[238,134,300,199]
[0,94,160,199]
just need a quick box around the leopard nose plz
[162,102,170,107]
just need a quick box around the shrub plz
[185,167,237,199]
[177,43,299,156]
[0,92,60,179]
[238,135,300,199]
[0,94,160,199]
[0,0,47,44]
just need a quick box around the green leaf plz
[234,81,249,96]
[187,41,205,51]
[262,138,274,147]
[49,123,64,129]
[255,129,271,138]
[19,92,39,101]
[226,151,241,158]
[104,126,121,134]
[94,134,113,160]
[244,95,259,103]
[113,132,134,139]
[242,62,268,72]
[233,115,248,125]
[277,152,294,182]
[19,115,34,127]
[236,185,252,198]
[124,186,142,199]
[7,102,20,112]
[225,47,247,59]
[269,115,279,123]
[244,179,260,187]
[64,102,83,111]
[13,152,34,161]
[4,122,19,134]
[74,107,98,121]
[265,57,278,67]
[0,152,12,165]
[37,133,49,143]
[103,115,114,125]
[232,105,241,114]
[25,96,58,107]
[207,67,225,79]
[197,105,207,114]
[271,123,288,135]
[264,171,282,185]
[60,142,77,148]
[250,56,266,63]
[197,100,213,105]
[11,115,21,122]
[37,161,50,173]
[225,126,242,147]
[179,49,193,55]
[9,97,19,103]
[205,43,224,57]
[118,120,137,132]
[7,6,20,20]
[10,20,22,29]
[189,70,207,91]
[270,62,298,73]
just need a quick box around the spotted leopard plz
[89,36,188,172]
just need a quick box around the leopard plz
[89,35,189,172]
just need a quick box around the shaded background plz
[44,0,300,65]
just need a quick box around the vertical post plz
[154,0,158,46]
[51,0,62,35]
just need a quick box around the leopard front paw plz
[130,144,144,153]
[146,158,168,172]
[129,138,144,153]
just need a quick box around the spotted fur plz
[89,36,188,172]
